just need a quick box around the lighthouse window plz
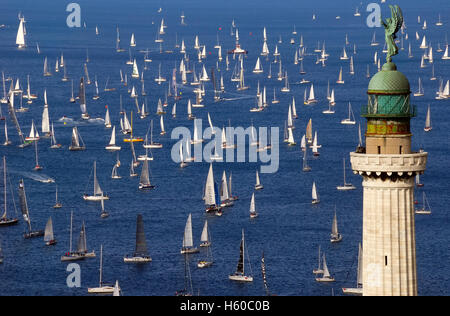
[399,146,403,154]
[385,256,388,266]
[378,146,381,154]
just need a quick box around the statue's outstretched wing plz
[391,5,403,36]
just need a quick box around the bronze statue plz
[381,5,404,63]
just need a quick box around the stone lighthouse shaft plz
[350,5,427,296]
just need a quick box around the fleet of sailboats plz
[1,6,444,296]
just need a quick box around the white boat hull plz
[229,274,253,282]
[342,287,363,295]
[124,256,152,263]
[88,286,116,294]
[83,195,109,201]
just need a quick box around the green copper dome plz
[368,62,410,94]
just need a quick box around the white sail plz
[322,254,331,278]
[41,102,50,135]
[204,164,216,206]
[312,182,318,201]
[132,59,139,78]
[221,171,230,201]
[249,193,256,215]
[44,217,54,242]
[200,220,209,243]
[182,214,194,248]
[16,18,26,48]
[108,126,117,146]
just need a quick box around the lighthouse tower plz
[350,6,428,296]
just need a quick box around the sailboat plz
[25,120,39,142]
[61,211,86,262]
[2,120,11,146]
[330,208,343,243]
[123,111,143,143]
[342,243,363,295]
[312,181,320,204]
[220,171,233,207]
[315,253,335,282]
[105,126,121,151]
[198,220,213,268]
[43,57,52,76]
[302,147,311,172]
[130,33,136,47]
[111,158,121,179]
[181,213,199,254]
[287,127,296,146]
[53,185,62,209]
[139,159,155,190]
[253,57,263,74]
[255,170,263,190]
[341,102,356,125]
[415,192,431,215]
[229,229,253,282]
[414,78,424,96]
[304,84,318,104]
[88,245,116,294]
[370,31,379,46]
[16,18,26,49]
[19,179,44,239]
[281,72,290,92]
[336,67,344,84]
[424,104,432,131]
[311,131,321,156]
[249,193,258,219]
[0,157,19,226]
[442,45,450,60]
[49,124,61,149]
[204,164,222,214]
[44,217,57,246]
[337,158,356,190]
[83,161,109,201]
[124,214,152,262]
[33,138,43,171]
[313,246,324,274]
[69,127,85,151]
[143,120,163,149]
[78,77,90,120]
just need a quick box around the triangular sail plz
[249,193,256,215]
[77,222,87,253]
[139,159,151,186]
[182,214,194,248]
[235,230,245,274]
[220,171,230,201]
[134,214,149,256]
[332,210,339,236]
[93,161,103,196]
[18,180,31,231]
[44,217,54,242]
[322,254,330,278]
[200,220,209,243]
[204,164,216,206]
[16,19,25,47]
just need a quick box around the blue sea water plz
[0,0,449,296]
